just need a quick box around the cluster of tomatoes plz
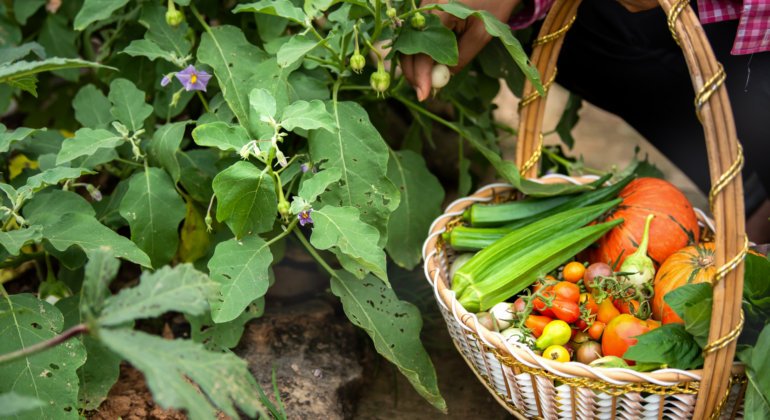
[512,262,660,364]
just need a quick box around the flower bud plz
[86,184,102,201]
[411,12,426,30]
[278,199,291,221]
[205,214,213,232]
[370,70,390,97]
[386,7,397,18]
[166,9,184,27]
[350,53,366,74]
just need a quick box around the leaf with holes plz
[120,168,187,268]
[99,264,217,326]
[187,298,264,350]
[56,128,123,166]
[73,84,115,128]
[385,150,444,270]
[0,294,87,420]
[98,328,261,420]
[197,25,268,131]
[310,206,388,284]
[331,271,446,412]
[207,235,273,323]
[298,167,343,203]
[192,122,251,153]
[212,161,277,239]
[308,101,400,246]
[279,99,338,133]
[152,121,195,183]
[108,78,153,134]
[56,295,123,411]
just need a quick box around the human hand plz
[614,0,660,13]
[401,0,521,101]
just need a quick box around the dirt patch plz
[88,363,187,420]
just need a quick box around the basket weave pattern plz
[422,179,748,419]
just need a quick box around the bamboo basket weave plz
[422,1,749,419]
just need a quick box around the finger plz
[449,22,492,74]
[401,53,416,87]
[415,53,435,101]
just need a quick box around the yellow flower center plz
[190,74,197,84]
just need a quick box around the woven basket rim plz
[422,175,747,386]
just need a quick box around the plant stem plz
[0,251,46,271]
[305,55,339,67]
[393,95,460,134]
[1,216,14,233]
[398,4,441,19]
[189,3,213,36]
[114,157,143,167]
[541,147,606,176]
[492,120,518,135]
[339,85,373,91]
[266,218,299,248]
[293,230,337,278]
[197,91,210,113]
[0,322,88,366]
[361,0,383,58]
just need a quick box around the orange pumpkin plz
[652,243,716,324]
[588,178,699,269]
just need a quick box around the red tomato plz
[532,275,556,294]
[597,298,620,325]
[588,321,605,340]
[602,314,660,365]
[579,293,599,316]
[574,318,588,331]
[553,282,580,303]
[552,299,580,323]
[525,315,553,338]
[570,328,578,340]
[534,290,556,318]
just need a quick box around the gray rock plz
[234,299,363,420]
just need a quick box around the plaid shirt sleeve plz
[699,0,770,54]
[509,0,768,55]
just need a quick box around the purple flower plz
[298,209,313,226]
[174,65,212,91]
[301,163,310,173]
[312,166,317,174]
[161,76,172,86]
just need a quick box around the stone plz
[234,299,363,420]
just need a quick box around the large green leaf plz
[80,247,120,317]
[276,35,329,67]
[120,39,176,63]
[191,122,251,152]
[138,2,191,58]
[288,72,330,102]
[99,264,218,326]
[13,0,45,25]
[298,167,343,203]
[385,150,444,269]
[435,0,543,95]
[212,161,277,239]
[74,0,130,30]
[663,282,713,323]
[0,58,111,84]
[233,0,308,24]
[249,88,277,122]
[152,120,194,183]
[23,167,96,193]
[72,84,115,128]
[108,78,153,134]
[0,124,45,153]
[56,128,124,165]
[207,235,273,323]
[0,294,87,420]
[331,271,446,412]
[24,190,95,225]
[37,212,152,268]
[623,323,704,370]
[6,74,38,97]
[197,25,268,132]
[56,294,122,411]
[310,206,388,284]
[0,42,45,66]
[99,328,260,420]
[555,92,582,150]
[308,101,399,246]
[247,57,301,139]
[93,180,129,230]
[120,168,187,268]
[0,4,20,48]
[0,392,43,417]
[37,14,80,81]
[280,99,337,133]
[186,298,264,350]
[0,225,42,256]
[390,14,458,66]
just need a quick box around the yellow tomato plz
[543,345,570,363]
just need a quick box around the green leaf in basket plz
[623,323,704,370]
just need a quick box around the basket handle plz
[515,1,746,417]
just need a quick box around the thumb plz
[414,53,435,102]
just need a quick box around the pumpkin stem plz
[637,214,654,257]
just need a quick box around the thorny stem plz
[294,230,337,279]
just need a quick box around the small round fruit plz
[543,345,570,363]
[563,261,586,283]
[588,321,605,340]
[431,64,450,89]
[576,341,603,365]
[553,281,580,303]
[584,262,612,292]
[602,314,660,365]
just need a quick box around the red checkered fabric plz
[509,0,770,54]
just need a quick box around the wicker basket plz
[422,1,748,419]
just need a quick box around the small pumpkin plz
[652,242,715,324]
[588,178,699,269]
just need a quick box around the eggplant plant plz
[0,0,593,418]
